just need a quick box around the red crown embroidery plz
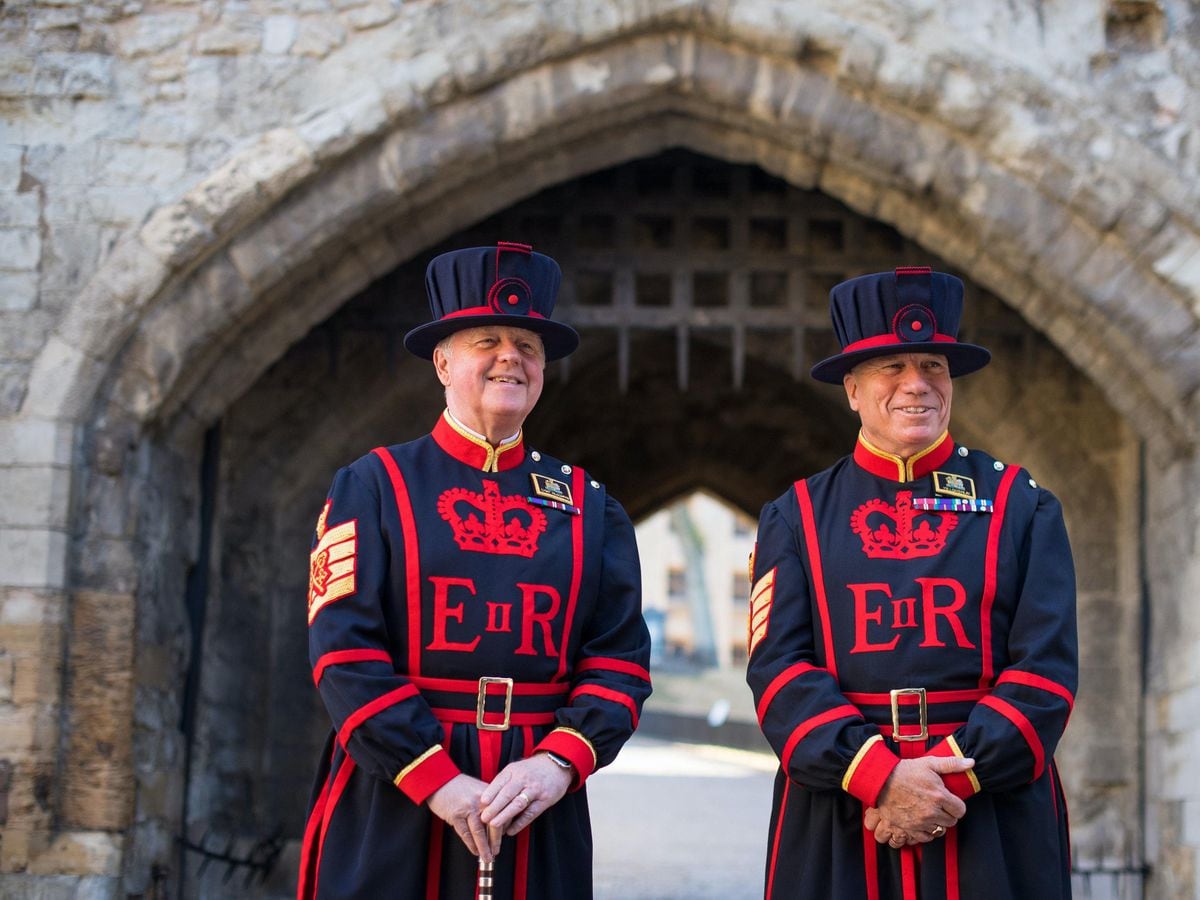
[850,491,957,559]
[438,480,547,557]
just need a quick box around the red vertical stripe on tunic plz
[863,824,879,900]
[555,468,587,681]
[296,766,332,900]
[514,726,533,900]
[373,447,424,676]
[901,846,918,900]
[425,723,452,900]
[765,778,791,900]
[945,824,960,900]
[313,754,357,899]
[794,480,838,679]
[979,465,1019,688]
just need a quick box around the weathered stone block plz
[32,53,113,99]
[26,832,123,877]
[293,18,346,57]
[0,228,40,271]
[0,528,67,590]
[0,467,70,529]
[262,15,297,54]
[61,591,134,832]
[22,335,107,420]
[116,11,200,58]
[0,271,39,312]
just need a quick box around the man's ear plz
[433,346,452,387]
[843,372,860,412]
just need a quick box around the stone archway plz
[12,11,1194,896]
[164,151,1140,896]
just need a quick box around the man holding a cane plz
[297,242,652,899]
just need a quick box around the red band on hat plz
[841,333,957,354]
[439,305,547,321]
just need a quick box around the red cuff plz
[842,735,900,806]
[533,728,598,790]
[393,746,461,805]
[926,736,980,800]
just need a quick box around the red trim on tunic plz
[765,778,791,900]
[373,447,424,675]
[429,708,557,727]
[395,746,461,805]
[425,723,452,900]
[843,687,989,706]
[852,432,954,482]
[311,648,393,686]
[515,828,531,900]
[337,684,420,748]
[574,656,652,683]
[315,754,357,900]
[863,824,880,900]
[979,465,1019,688]
[844,738,901,807]
[794,480,838,679]
[901,846,918,900]
[569,684,639,728]
[757,661,821,725]
[980,695,1044,779]
[296,765,332,900]
[994,669,1076,711]
[534,729,596,784]
[430,413,525,472]
[781,704,862,772]
[878,722,962,739]
[926,739,979,800]
[514,726,532,900]
[555,467,587,681]
[945,822,960,900]
[410,675,569,697]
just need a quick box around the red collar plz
[432,412,525,473]
[853,431,954,482]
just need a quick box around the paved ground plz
[589,735,777,900]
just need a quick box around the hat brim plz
[810,342,991,384]
[404,315,580,362]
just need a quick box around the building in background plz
[637,490,756,671]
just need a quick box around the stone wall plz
[2,0,1200,896]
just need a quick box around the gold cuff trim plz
[393,745,442,787]
[842,734,883,792]
[947,735,981,793]
[552,727,598,769]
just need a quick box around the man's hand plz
[427,774,501,861]
[867,756,975,845]
[480,753,573,837]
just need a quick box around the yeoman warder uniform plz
[747,268,1077,899]
[298,243,652,899]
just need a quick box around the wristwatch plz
[544,750,573,770]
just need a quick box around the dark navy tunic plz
[747,432,1077,900]
[298,413,651,899]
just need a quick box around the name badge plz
[531,473,574,506]
[932,471,976,500]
